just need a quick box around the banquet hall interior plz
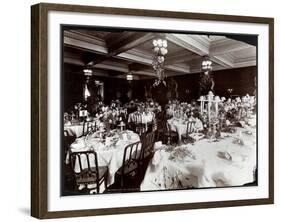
[62,28,257,195]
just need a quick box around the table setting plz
[66,129,140,187]
[141,125,256,191]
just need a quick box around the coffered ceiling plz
[64,29,256,80]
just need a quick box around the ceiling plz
[63,29,257,80]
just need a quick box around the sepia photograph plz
[62,27,257,196]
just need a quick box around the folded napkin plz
[232,138,244,146]
[217,151,232,161]
[189,133,205,141]
[70,138,87,151]
[247,118,256,127]
[152,150,165,166]
[217,151,245,162]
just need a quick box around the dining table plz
[140,124,257,191]
[66,129,140,191]
[64,119,101,137]
[128,111,155,124]
[64,123,85,137]
[167,117,189,141]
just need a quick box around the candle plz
[198,96,204,114]
[214,96,220,118]
[207,100,210,122]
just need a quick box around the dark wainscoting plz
[63,65,256,110]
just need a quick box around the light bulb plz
[154,47,160,53]
[157,39,162,47]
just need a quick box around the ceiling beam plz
[90,32,155,65]
[166,34,209,56]
[127,56,190,74]
[165,51,200,65]
[166,34,236,68]
[64,30,108,54]
[233,57,256,68]
[166,64,190,73]
[210,39,253,56]
[64,57,84,66]
[107,32,153,54]
[93,61,129,73]
[210,55,234,68]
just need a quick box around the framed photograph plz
[31,3,274,219]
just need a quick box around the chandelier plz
[152,38,168,86]
[201,56,213,74]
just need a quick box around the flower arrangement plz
[74,102,87,111]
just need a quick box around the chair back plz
[64,130,74,156]
[136,112,142,124]
[122,141,143,166]
[141,131,155,158]
[82,121,93,136]
[166,121,173,133]
[186,121,196,134]
[70,150,99,180]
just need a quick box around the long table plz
[141,125,256,191]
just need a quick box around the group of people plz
[64,93,256,140]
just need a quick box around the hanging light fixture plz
[152,38,168,86]
[83,65,93,101]
[83,65,93,76]
[201,56,213,73]
[126,72,133,81]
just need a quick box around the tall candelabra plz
[198,91,221,123]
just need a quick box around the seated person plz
[193,112,204,132]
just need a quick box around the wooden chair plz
[70,150,108,194]
[63,130,76,184]
[154,116,166,142]
[164,121,178,145]
[181,121,196,144]
[116,141,143,188]
[82,121,94,136]
[63,130,76,159]
[140,131,155,159]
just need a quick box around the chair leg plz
[167,136,171,145]
[104,172,108,191]
[120,175,124,188]
[96,182,100,194]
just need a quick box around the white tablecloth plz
[141,126,256,191]
[68,130,140,188]
[64,123,84,137]
[128,112,155,124]
[167,118,187,141]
